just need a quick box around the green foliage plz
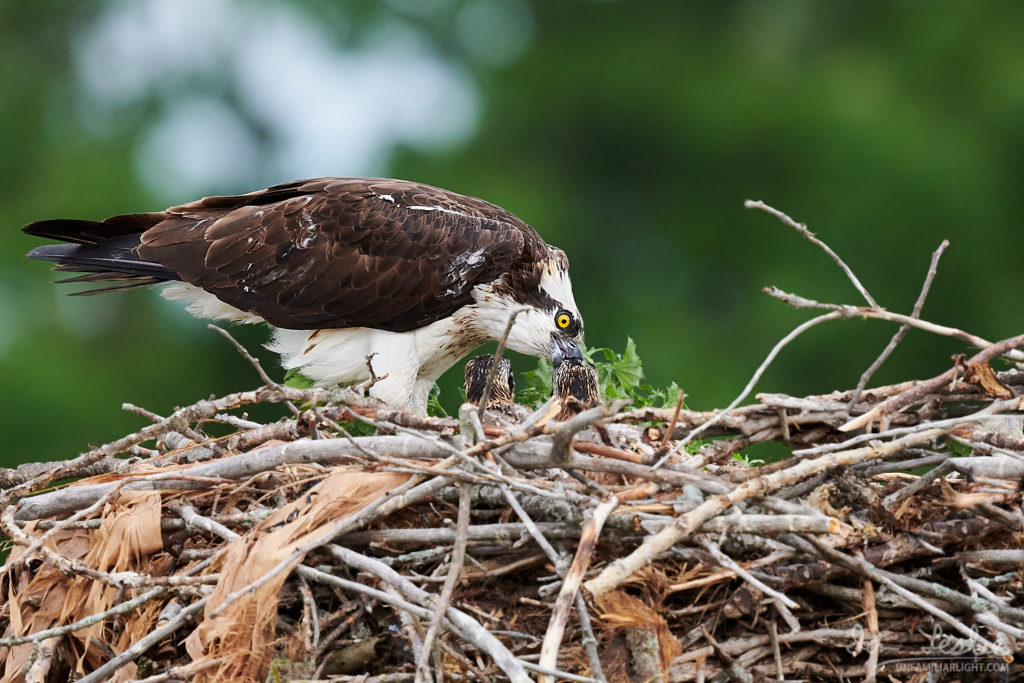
[733,452,766,467]
[585,338,683,408]
[427,383,448,418]
[330,419,377,437]
[517,356,555,408]
[519,338,682,410]
[283,368,317,389]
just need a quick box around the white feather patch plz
[160,283,264,324]
[268,311,479,412]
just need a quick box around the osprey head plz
[482,249,584,363]
[464,354,515,408]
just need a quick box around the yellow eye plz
[556,312,572,329]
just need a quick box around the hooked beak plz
[551,334,583,366]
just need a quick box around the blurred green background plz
[4,1,1024,466]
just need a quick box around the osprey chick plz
[552,357,601,420]
[23,177,584,413]
[464,355,515,411]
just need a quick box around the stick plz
[477,307,528,419]
[745,200,878,308]
[538,496,617,683]
[848,240,948,411]
[415,483,471,681]
[653,311,844,466]
[841,333,1024,432]
[75,596,210,683]
[802,535,1008,657]
[862,579,879,683]
[326,544,532,683]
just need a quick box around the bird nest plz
[3,342,1024,682]
[4,203,1024,682]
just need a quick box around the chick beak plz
[551,334,583,366]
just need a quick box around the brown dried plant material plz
[595,590,681,676]
[185,468,411,683]
[3,491,164,682]
[3,530,78,681]
[807,483,849,519]
[965,359,1014,399]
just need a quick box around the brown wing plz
[135,178,551,331]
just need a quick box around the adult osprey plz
[24,177,585,413]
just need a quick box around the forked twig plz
[847,240,949,412]
[745,199,878,308]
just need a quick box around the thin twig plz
[848,240,949,411]
[654,311,843,466]
[745,200,878,307]
[208,323,301,416]
[478,306,528,419]
[538,496,617,683]
[75,596,210,683]
[802,535,1009,657]
[862,578,880,683]
[416,483,471,681]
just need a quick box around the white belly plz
[268,313,480,412]
[160,282,499,413]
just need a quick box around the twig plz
[0,586,166,648]
[767,620,783,681]
[698,537,799,618]
[841,333,1024,432]
[882,460,954,508]
[586,427,945,598]
[801,535,1009,657]
[848,240,949,411]
[208,323,301,416]
[653,311,844,466]
[575,592,606,682]
[207,475,441,620]
[326,544,532,683]
[651,391,685,464]
[478,307,528,419]
[125,657,224,683]
[415,483,471,681]
[745,199,878,308]
[538,496,617,683]
[700,624,753,683]
[75,595,210,683]
[862,579,880,683]
[765,286,1024,363]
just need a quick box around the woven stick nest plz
[3,203,1024,682]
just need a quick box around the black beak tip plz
[550,334,583,366]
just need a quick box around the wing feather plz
[132,177,550,331]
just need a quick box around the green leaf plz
[427,383,448,417]
[283,368,316,389]
[611,337,644,390]
[518,356,554,407]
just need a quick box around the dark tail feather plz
[23,214,163,245]
[68,278,163,295]
[26,234,178,294]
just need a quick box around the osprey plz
[464,355,516,411]
[551,357,600,420]
[23,177,585,413]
